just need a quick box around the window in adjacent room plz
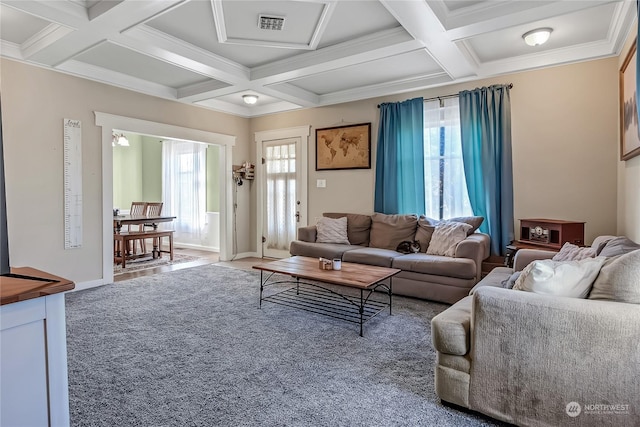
[423,97,473,219]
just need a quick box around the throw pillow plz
[598,237,640,257]
[448,216,484,235]
[420,215,484,235]
[316,216,349,245]
[323,213,372,246]
[369,213,418,250]
[414,216,437,253]
[426,221,473,257]
[552,242,596,261]
[513,257,607,298]
[588,249,640,304]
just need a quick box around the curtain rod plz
[377,83,513,108]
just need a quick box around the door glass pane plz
[265,142,296,251]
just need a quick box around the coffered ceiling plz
[0,1,635,117]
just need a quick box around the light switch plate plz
[317,179,326,188]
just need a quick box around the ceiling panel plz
[466,2,617,63]
[314,0,400,49]
[288,49,443,95]
[74,42,214,88]
[144,0,302,68]
[0,0,634,117]
[0,4,52,45]
[222,0,323,44]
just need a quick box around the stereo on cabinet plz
[519,219,585,249]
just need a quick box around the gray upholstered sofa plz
[289,212,490,304]
[431,236,640,426]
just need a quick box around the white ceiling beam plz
[0,40,22,60]
[177,81,235,103]
[318,72,454,106]
[259,83,319,107]
[2,0,87,28]
[13,0,183,66]
[87,0,125,21]
[56,59,178,99]
[379,0,476,80]
[21,24,75,60]
[121,26,250,84]
[251,27,422,84]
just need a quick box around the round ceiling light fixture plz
[243,94,259,105]
[522,28,553,47]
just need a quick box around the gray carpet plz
[65,263,504,427]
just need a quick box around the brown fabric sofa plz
[289,212,490,304]
[431,236,640,426]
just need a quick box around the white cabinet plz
[1,293,71,427]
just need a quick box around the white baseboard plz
[222,251,259,261]
[174,243,219,252]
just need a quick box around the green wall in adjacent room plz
[113,135,220,213]
[113,133,143,212]
[141,136,162,203]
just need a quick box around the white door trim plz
[95,112,236,284]
[255,125,310,258]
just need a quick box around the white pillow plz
[552,242,596,261]
[426,221,473,257]
[316,216,349,244]
[513,257,607,298]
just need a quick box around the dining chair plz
[144,202,163,221]
[142,202,164,253]
[127,201,148,254]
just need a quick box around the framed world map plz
[315,123,371,170]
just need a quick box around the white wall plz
[2,46,637,286]
[1,58,250,284]
[252,58,621,247]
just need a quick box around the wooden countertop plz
[1,267,75,306]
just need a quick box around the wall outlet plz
[316,179,326,188]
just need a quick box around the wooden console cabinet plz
[519,218,585,250]
[1,267,75,427]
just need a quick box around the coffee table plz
[253,256,400,336]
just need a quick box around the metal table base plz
[259,272,392,337]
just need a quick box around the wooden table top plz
[113,214,176,225]
[253,256,400,289]
[1,267,75,306]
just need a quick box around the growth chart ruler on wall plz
[63,118,82,249]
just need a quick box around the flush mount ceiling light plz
[112,132,129,147]
[243,94,259,105]
[522,28,553,47]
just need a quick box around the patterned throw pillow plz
[316,216,350,245]
[426,221,473,257]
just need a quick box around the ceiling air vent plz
[258,15,285,31]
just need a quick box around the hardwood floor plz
[113,247,264,282]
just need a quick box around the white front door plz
[261,137,306,258]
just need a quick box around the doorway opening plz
[96,112,236,285]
